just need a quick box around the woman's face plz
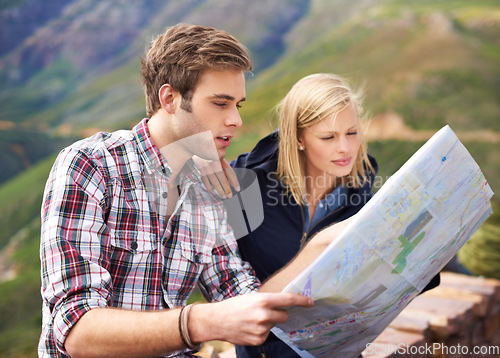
[298,103,361,181]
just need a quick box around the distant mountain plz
[0,0,309,118]
[243,0,500,132]
[1,0,499,183]
[0,0,310,183]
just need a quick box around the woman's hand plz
[192,157,241,198]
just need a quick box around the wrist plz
[307,230,330,251]
[186,302,221,344]
[179,304,198,350]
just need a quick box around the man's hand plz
[193,157,240,198]
[189,292,313,346]
[64,293,311,357]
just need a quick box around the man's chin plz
[216,148,227,161]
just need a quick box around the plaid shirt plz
[39,119,260,357]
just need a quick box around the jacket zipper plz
[300,205,346,247]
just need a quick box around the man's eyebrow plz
[209,94,246,102]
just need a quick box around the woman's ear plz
[158,84,179,114]
[297,137,305,151]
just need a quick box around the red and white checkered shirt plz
[39,119,260,357]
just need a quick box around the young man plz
[39,24,340,357]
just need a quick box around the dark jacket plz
[230,131,440,358]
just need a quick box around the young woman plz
[231,73,439,357]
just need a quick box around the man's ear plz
[158,84,179,114]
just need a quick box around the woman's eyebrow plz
[316,125,358,134]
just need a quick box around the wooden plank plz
[468,320,485,347]
[398,309,452,338]
[484,311,500,341]
[440,272,500,306]
[405,295,474,338]
[445,334,471,351]
[374,328,429,357]
[362,342,400,358]
[388,315,431,342]
[421,285,489,318]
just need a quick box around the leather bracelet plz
[179,304,198,350]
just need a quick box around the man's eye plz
[236,104,242,109]
[214,102,226,107]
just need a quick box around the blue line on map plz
[425,139,460,189]
[441,139,459,162]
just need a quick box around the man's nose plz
[226,107,243,128]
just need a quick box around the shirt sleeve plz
[196,202,261,302]
[40,147,113,354]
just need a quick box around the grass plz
[25,60,144,132]
[0,219,42,357]
[0,155,55,251]
[458,201,500,279]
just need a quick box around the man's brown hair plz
[140,23,252,117]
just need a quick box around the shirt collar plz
[132,118,172,177]
[174,158,204,188]
[322,185,348,211]
[133,119,214,193]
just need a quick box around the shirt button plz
[194,253,200,263]
[162,192,167,199]
[130,241,138,251]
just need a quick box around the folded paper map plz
[272,125,494,357]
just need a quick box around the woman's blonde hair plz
[276,73,374,205]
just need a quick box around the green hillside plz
[4,1,500,134]
[241,0,500,130]
[0,156,54,356]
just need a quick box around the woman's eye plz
[348,131,358,136]
[321,136,334,141]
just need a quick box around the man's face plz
[174,69,246,160]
